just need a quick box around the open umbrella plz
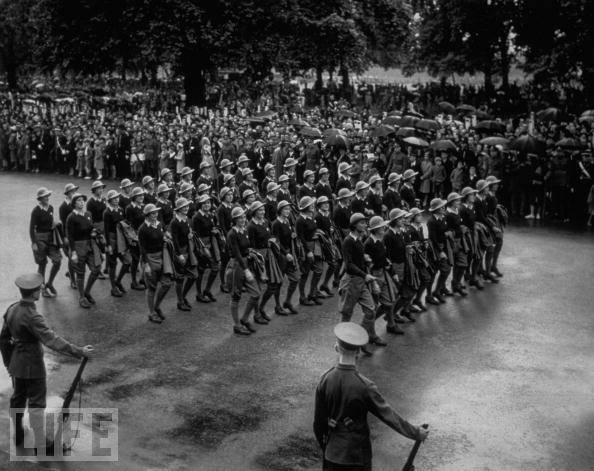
[457,104,476,114]
[382,116,402,126]
[300,126,322,138]
[403,136,429,148]
[396,127,416,138]
[474,120,506,133]
[248,117,267,125]
[474,110,492,120]
[325,133,349,148]
[323,128,346,137]
[430,139,457,151]
[581,110,594,117]
[480,136,510,146]
[579,115,594,124]
[510,135,546,154]
[555,137,582,150]
[438,101,456,114]
[388,110,402,116]
[404,111,424,119]
[415,119,441,131]
[289,118,309,127]
[254,110,277,119]
[392,116,419,127]
[371,125,396,138]
[535,107,561,122]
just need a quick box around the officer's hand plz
[82,345,94,358]
[417,426,430,442]
[71,252,78,262]
[286,254,293,262]
[439,251,447,260]
[306,251,314,260]
[365,274,376,283]
[32,243,38,252]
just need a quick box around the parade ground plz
[1,173,593,471]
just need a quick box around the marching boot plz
[241,298,259,330]
[182,277,194,306]
[176,281,190,311]
[204,270,218,301]
[258,287,274,321]
[284,280,299,313]
[46,262,60,295]
[116,264,129,292]
[154,280,172,317]
[84,272,98,304]
[232,300,250,335]
[273,285,289,315]
[374,304,386,320]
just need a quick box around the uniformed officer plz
[313,322,428,470]
[0,273,93,451]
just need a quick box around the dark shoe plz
[259,310,272,322]
[409,304,422,313]
[116,282,127,293]
[195,293,210,303]
[283,302,298,314]
[183,298,192,309]
[413,300,427,312]
[394,314,409,324]
[309,296,323,306]
[46,284,57,296]
[131,281,145,291]
[299,297,314,306]
[41,286,54,298]
[441,288,454,296]
[70,279,78,289]
[254,316,269,325]
[370,337,387,347]
[402,311,416,323]
[433,292,446,303]
[220,284,230,294]
[148,314,162,324]
[84,293,96,305]
[97,272,106,280]
[233,325,251,336]
[155,307,166,320]
[319,285,334,296]
[425,295,440,305]
[361,346,373,356]
[387,325,405,335]
[111,287,123,297]
[484,274,499,283]
[275,306,289,316]
[204,291,217,302]
[138,278,146,287]
[241,320,257,332]
[473,279,484,290]
[332,280,340,289]
[79,297,91,309]
[492,267,503,277]
[177,302,191,312]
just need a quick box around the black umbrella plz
[457,104,476,114]
[300,126,322,138]
[392,116,419,127]
[254,110,277,119]
[480,136,510,146]
[474,120,506,133]
[325,133,349,148]
[395,127,416,138]
[388,110,402,116]
[474,110,492,120]
[438,101,456,114]
[403,136,429,147]
[581,110,594,117]
[323,128,346,137]
[430,139,457,151]
[404,111,424,118]
[555,137,582,150]
[289,118,309,127]
[371,125,396,138]
[535,107,562,122]
[335,109,356,118]
[382,116,402,126]
[415,119,441,131]
[510,135,546,154]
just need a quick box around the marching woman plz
[225,207,261,336]
[445,192,469,296]
[247,200,286,321]
[103,189,131,297]
[192,194,221,303]
[459,186,484,290]
[296,196,324,306]
[29,187,62,297]
[407,207,437,308]
[271,200,300,315]
[485,175,505,278]
[383,173,403,211]
[85,180,107,279]
[384,208,417,323]
[241,189,257,214]
[217,186,234,293]
[474,180,499,284]
[59,183,78,288]
[277,174,293,205]
[314,196,339,296]
[169,197,196,311]
[125,187,147,290]
[66,193,102,308]
[400,169,418,209]
[177,182,196,219]
[364,216,402,336]
[138,204,172,323]
[118,178,134,210]
[156,183,174,227]
[427,198,453,302]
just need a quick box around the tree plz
[515,0,594,105]
[0,0,37,88]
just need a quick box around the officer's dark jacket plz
[1,300,83,378]
[314,364,419,466]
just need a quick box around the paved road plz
[0,173,593,471]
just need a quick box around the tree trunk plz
[499,38,510,91]
[150,65,158,87]
[483,63,494,97]
[182,49,206,106]
[1,46,18,89]
[340,63,349,90]
[315,66,323,90]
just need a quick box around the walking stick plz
[50,357,89,453]
[401,424,429,471]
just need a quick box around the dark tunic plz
[29,205,54,242]
[192,211,215,237]
[383,228,406,264]
[86,197,106,224]
[341,234,367,278]
[227,227,250,269]
[169,216,191,252]
[103,205,124,235]
[156,198,174,227]
[427,214,448,252]
[65,211,93,250]
[125,204,145,231]
[138,222,164,261]
[315,181,333,201]
[271,218,293,255]
[366,191,383,215]
[59,201,73,227]
[296,215,317,253]
[400,184,416,208]
[333,204,351,232]
[297,184,316,201]
[364,237,387,271]
[247,220,271,249]
[383,188,402,210]
[217,204,233,235]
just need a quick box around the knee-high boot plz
[48,261,61,287]
[205,269,218,294]
[84,272,98,296]
[155,280,172,310]
[230,300,239,325]
[259,285,274,311]
[38,262,47,283]
[175,280,184,303]
[76,274,86,300]
[116,264,129,287]
[241,297,257,322]
[284,280,298,305]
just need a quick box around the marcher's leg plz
[27,378,47,453]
